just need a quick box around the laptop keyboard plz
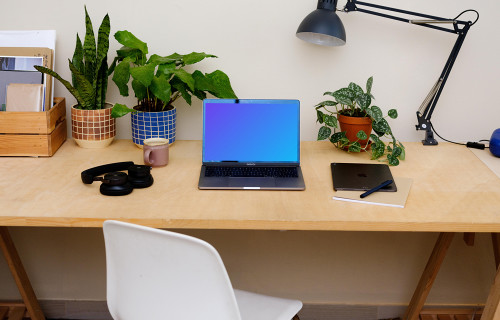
[205,166,299,178]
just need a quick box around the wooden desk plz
[1,140,500,319]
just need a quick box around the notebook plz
[331,163,397,192]
[198,99,305,190]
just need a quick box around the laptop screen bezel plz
[202,99,301,166]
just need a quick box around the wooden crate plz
[0,97,67,157]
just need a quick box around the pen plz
[360,180,394,198]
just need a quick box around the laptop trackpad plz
[228,177,276,188]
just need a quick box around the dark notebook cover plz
[331,162,397,192]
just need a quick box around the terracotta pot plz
[71,103,116,148]
[337,113,372,148]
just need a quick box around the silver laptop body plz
[198,99,305,190]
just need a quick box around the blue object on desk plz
[491,128,500,157]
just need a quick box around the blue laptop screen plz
[203,99,300,163]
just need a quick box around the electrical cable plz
[429,121,490,149]
[453,9,479,25]
[429,121,465,145]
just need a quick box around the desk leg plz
[0,227,46,320]
[482,241,500,320]
[403,232,455,320]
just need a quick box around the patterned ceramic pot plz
[131,107,176,148]
[71,103,116,148]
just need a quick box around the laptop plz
[331,163,397,192]
[198,99,305,190]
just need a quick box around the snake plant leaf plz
[205,70,237,98]
[112,57,132,96]
[96,59,108,108]
[130,63,155,88]
[33,65,84,107]
[111,103,135,118]
[150,74,172,104]
[83,6,96,83]
[69,60,96,109]
[366,76,373,95]
[348,82,364,97]
[333,88,355,105]
[72,34,84,90]
[95,13,110,80]
[131,79,147,101]
[317,126,331,140]
[388,109,398,119]
[114,30,148,56]
[171,77,192,105]
[172,69,195,91]
[182,52,217,65]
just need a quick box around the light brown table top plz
[1,139,499,232]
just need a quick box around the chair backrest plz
[103,220,242,320]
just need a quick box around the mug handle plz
[144,149,154,165]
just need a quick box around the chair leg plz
[292,315,301,320]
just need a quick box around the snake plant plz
[35,7,110,110]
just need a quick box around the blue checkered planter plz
[131,107,176,146]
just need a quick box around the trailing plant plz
[315,77,405,166]
[109,30,237,117]
[35,7,110,109]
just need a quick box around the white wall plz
[1,0,499,307]
[3,0,498,143]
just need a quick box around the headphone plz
[81,161,154,196]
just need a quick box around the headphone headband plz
[81,161,135,184]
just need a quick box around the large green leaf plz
[112,57,132,96]
[83,7,96,83]
[348,141,361,153]
[131,79,147,101]
[316,110,324,124]
[323,114,338,128]
[114,30,148,55]
[192,70,217,92]
[372,118,391,136]
[148,54,177,66]
[369,106,383,122]
[330,131,346,144]
[356,130,368,140]
[182,52,217,65]
[388,109,398,119]
[356,93,371,110]
[95,13,110,80]
[150,74,172,103]
[130,63,155,87]
[111,103,136,118]
[205,70,237,98]
[314,100,337,108]
[171,77,192,105]
[172,69,195,91]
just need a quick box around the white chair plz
[103,220,302,320]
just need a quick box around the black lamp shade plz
[296,8,346,46]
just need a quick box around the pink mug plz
[143,138,169,167]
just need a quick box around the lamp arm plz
[344,0,474,145]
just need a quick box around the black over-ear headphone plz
[81,161,154,196]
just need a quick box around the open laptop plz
[198,99,305,190]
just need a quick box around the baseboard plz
[33,300,485,320]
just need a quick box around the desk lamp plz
[296,0,479,145]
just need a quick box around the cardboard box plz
[0,97,67,156]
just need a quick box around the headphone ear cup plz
[127,165,154,189]
[99,172,134,196]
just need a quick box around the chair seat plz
[234,289,302,320]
